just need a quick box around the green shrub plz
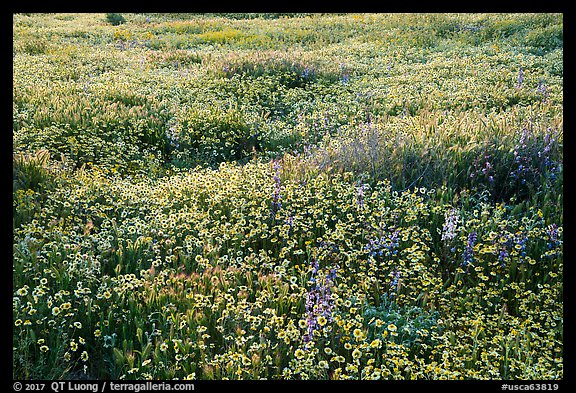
[12,12,564,380]
[525,24,563,52]
[16,36,50,55]
[13,149,52,192]
[169,104,260,167]
[363,294,443,355]
[221,58,317,88]
[106,13,126,26]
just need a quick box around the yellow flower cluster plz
[13,12,562,380]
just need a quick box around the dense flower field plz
[13,13,562,380]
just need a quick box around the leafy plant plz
[106,13,126,26]
[169,104,260,167]
[364,294,443,355]
[13,149,52,192]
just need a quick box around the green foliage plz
[525,24,563,53]
[169,104,259,167]
[106,13,126,26]
[364,295,442,353]
[13,149,52,192]
[18,37,50,55]
[218,56,320,88]
[13,12,563,381]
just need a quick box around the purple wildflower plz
[548,224,558,245]
[167,125,179,149]
[462,231,477,267]
[496,234,513,268]
[442,209,459,242]
[536,81,548,101]
[514,233,528,263]
[390,269,401,298]
[366,229,399,259]
[516,67,524,88]
[301,67,313,79]
[303,259,337,345]
[356,184,365,208]
[509,128,535,185]
[340,63,350,83]
[545,224,561,259]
